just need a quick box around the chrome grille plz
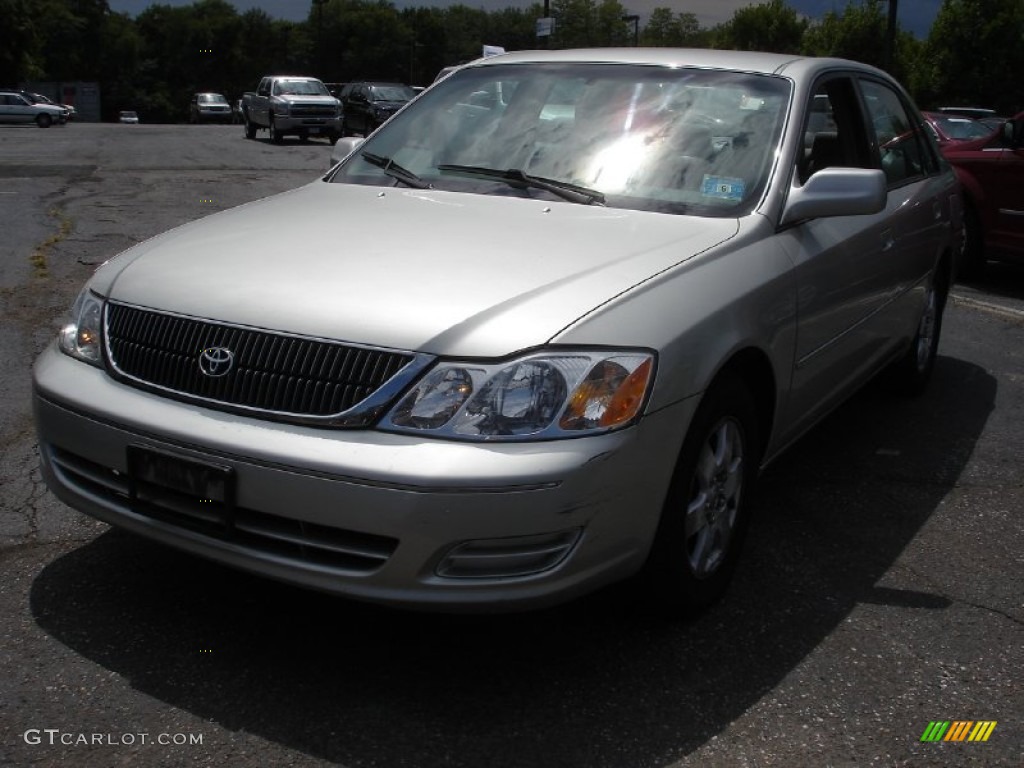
[105,302,415,423]
[291,104,337,117]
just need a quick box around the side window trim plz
[855,76,937,187]
[796,72,873,185]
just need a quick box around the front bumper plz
[196,108,232,122]
[273,115,342,135]
[33,345,691,611]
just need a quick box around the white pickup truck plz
[242,76,342,144]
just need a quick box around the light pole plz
[622,14,640,47]
[313,0,327,76]
[883,0,898,72]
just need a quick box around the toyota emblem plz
[198,347,235,377]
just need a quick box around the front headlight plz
[273,99,290,116]
[58,289,104,366]
[384,350,655,440]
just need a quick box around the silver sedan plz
[35,49,961,612]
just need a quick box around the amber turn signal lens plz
[560,357,653,431]
[600,357,652,426]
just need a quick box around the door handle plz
[881,229,896,251]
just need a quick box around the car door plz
[775,73,906,439]
[978,122,1024,253]
[857,76,948,308]
[348,85,368,133]
[989,131,1024,253]
[254,78,271,124]
[0,94,32,123]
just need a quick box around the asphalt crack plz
[30,207,74,279]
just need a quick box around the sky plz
[107,0,943,38]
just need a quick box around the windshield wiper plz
[437,164,605,206]
[361,152,431,189]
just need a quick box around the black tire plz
[957,203,985,281]
[641,377,761,615]
[885,271,947,396]
[36,113,52,128]
[243,114,256,140]
[328,132,340,145]
[269,115,282,144]
[340,119,350,137]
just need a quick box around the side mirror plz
[329,137,363,168]
[1004,119,1023,148]
[781,168,887,226]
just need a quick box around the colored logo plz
[198,347,234,378]
[920,721,997,742]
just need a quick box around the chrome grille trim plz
[290,105,338,117]
[103,301,434,427]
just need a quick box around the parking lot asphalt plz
[0,124,1021,767]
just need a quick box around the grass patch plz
[31,207,73,278]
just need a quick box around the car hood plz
[94,182,738,357]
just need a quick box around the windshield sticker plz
[701,175,746,201]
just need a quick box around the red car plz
[940,112,1024,277]
[922,111,995,147]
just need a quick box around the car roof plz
[464,48,888,79]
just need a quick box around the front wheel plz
[642,377,761,614]
[243,114,256,139]
[957,204,985,281]
[36,113,52,128]
[269,116,282,144]
[885,274,946,396]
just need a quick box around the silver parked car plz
[0,90,68,127]
[35,49,960,613]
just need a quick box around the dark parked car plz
[940,113,1024,277]
[341,82,416,136]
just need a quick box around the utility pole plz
[884,0,898,72]
[313,0,326,76]
[622,14,640,46]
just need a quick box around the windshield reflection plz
[330,62,790,216]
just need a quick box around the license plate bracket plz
[127,445,236,531]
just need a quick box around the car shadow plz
[29,355,994,767]
[957,260,1024,300]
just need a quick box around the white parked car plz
[35,49,960,613]
[118,110,140,124]
[0,91,68,127]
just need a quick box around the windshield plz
[330,62,790,216]
[370,85,416,102]
[932,115,994,141]
[273,80,330,96]
[199,93,228,104]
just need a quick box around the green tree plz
[920,0,1024,113]
[715,0,807,53]
[640,8,703,46]
[801,0,888,67]
[0,0,44,83]
[550,0,596,48]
